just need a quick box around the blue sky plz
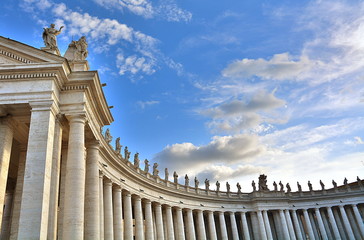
[1,0,364,191]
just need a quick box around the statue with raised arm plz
[173,171,178,184]
[226,182,231,193]
[185,174,189,186]
[194,177,199,188]
[279,181,284,191]
[105,128,112,144]
[153,163,159,176]
[165,168,169,181]
[144,159,150,172]
[308,181,313,191]
[124,146,131,161]
[286,183,291,193]
[273,181,277,191]
[237,182,242,193]
[332,180,337,188]
[205,179,210,190]
[115,137,122,154]
[216,181,220,192]
[320,180,325,190]
[64,36,88,61]
[252,180,256,191]
[297,182,302,192]
[134,153,140,168]
[42,23,64,49]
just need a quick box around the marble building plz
[0,31,363,240]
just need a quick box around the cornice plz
[0,48,34,64]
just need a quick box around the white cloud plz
[116,53,156,76]
[137,100,160,109]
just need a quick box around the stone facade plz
[0,35,363,239]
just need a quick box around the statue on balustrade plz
[344,177,348,186]
[64,36,88,61]
[134,153,140,168]
[205,179,210,190]
[173,171,178,184]
[226,182,230,193]
[115,137,122,154]
[42,23,64,49]
[144,159,150,172]
[308,181,313,191]
[165,168,169,181]
[195,177,199,188]
[279,181,284,191]
[105,128,112,144]
[297,182,302,192]
[236,182,242,193]
[252,180,256,191]
[273,181,277,191]
[124,146,131,161]
[185,174,189,186]
[153,163,159,176]
[320,180,325,190]
[332,180,337,188]
[258,174,269,191]
[286,183,291,193]
[216,181,220,192]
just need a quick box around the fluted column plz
[0,117,13,230]
[290,210,303,240]
[155,203,165,240]
[134,196,145,240]
[144,200,154,240]
[124,192,133,240]
[207,211,217,240]
[302,209,315,240]
[104,179,114,240]
[18,101,57,239]
[284,210,296,240]
[186,209,196,240]
[218,212,228,240]
[257,211,267,240]
[229,212,239,240]
[262,210,273,240]
[196,210,206,240]
[85,141,100,239]
[339,205,355,239]
[113,186,123,240]
[314,208,328,240]
[240,212,250,240]
[165,205,175,240]
[352,204,364,238]
[176,207,186,240]
[99,173,104,240]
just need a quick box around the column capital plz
[123,191,131,198]
[99,171,104,178]
[86,140,101,150]
[113,185,122,191]
[65,113,87,124]
[144,199,151,204]
[164,205,172,210]
[133,195,142,201]
[103,178,112,186]
[29,100,59,115]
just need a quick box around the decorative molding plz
[0,72,57,80]
[62,85,88,91]
[0,49,34,64]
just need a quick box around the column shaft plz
[339,205,355,239]
[18,102,56,239]
[284,210,296,240]
[155,203,165,240]
[144,200,154,240]
[0,192,13,239]
[124,193,133,240]
[176,207,186,240]
[218,212,228,240]
[196,210,206,240]
[302,209,315,240]
[85,142,101,239]
[104,179,114,240]
[290,210,303,240]
[186,209,196,240]
[134,196,145,240]
[99,173,104,240]
[57,148,68,240]
[165,205,174,240]
[229,212,239,240]
[207,211,217,240]
[113,186,123,240]
[279,210,290,240]
[240,212,250,240]
[326,207,341,239]
[315,208,328,240]
[352,204,364,238]
[257,211,267,240]
[263,211,273,240]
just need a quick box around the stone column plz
[207,211,217,240]
[99,172,105,240]
[0,116,13,230]
[85,141,100,239]
[165,205,174,240]
[104,179,114,240]
[218,211,228,240]
[196,210,206,240]
[229,212,239,240]
[18,101,57,239]
[134,195,145,240]
[57,148,68,240]
[256,211,267,240]
[9,148,26,240]
[176,207,186,240]
[113,186,123,240]
[263,210,273,240]
[314,208,328,240]
[277,210,290,240]
[240,212,250,240]
[339,205,355,239]
[62,113,87,239]
[124,192,133,240]
[326,207,341,239]
[186,209,196,240]
[47,117,63,240]
[333,208,346,239]
[1,192,13,239]
[290,210,303,240]
[284,210,296,240]
[352,204,364,238]
[155,203,165,240]
[144,200,154,240]
[302,209,315,240]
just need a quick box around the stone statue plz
[64,36,88,60]
[144,159,149,172]
[258,174,269,191]
[173,171,178,184]
[279,181,284,191]
[237,182,242,193]
[216,181,220,192]
[194,177,199,188]
[205,179,210,190]
[273,181,277,191]
[320,180,325,190]
[105,128,112,144]
[115,137,122,154]
[332,180,337,188]
[42,24,64,49]
[308,181,313,191]
[165,168,169,181]
[134,153,140,168]
[252,180,256,191]
[297,182,302,192]
[153,163,159,176]
[344,178,348,185]
[185,174,189,186]
[124,146,131,161]
[226,182,230,193]
[286,183,291,193]
[357,176,361,181]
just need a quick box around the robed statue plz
[42,24,64,49]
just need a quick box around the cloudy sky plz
[1,0,364,192]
